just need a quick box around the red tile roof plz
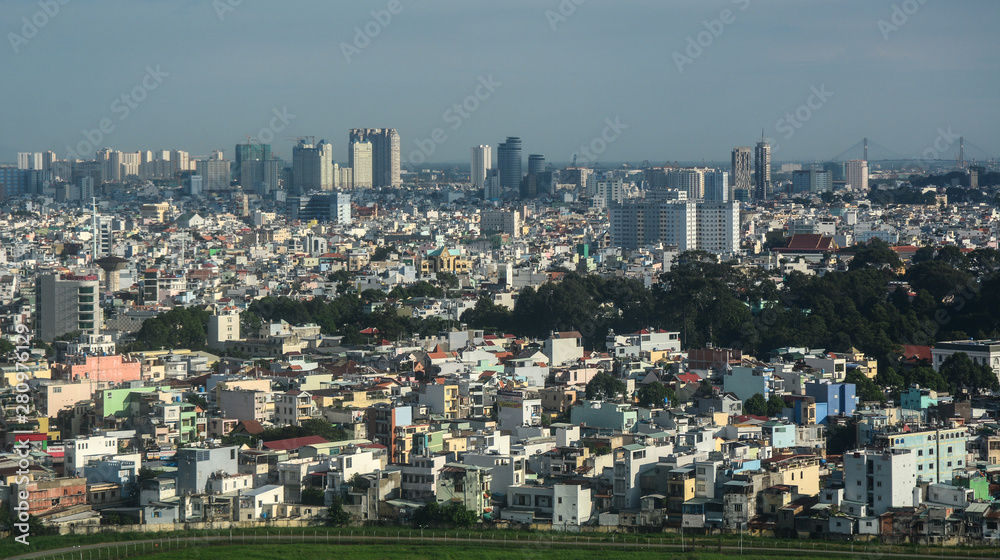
[262,435,329,451]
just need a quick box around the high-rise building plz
[703,170,729,202]
[349,128,400,187]
[195,152,231,191]
[37,273,102,342]
[471,145,491,188]
[611,199,739,254]
[730,147,752,200]
[563,167,591,194]
[667,168,706,199]
[18,152,43,170]
[845,159,869,191]
[171,150,191,173]
[292,140,334,193]
[483,169,501,201]
[287,191,351,224]
[528,154,546,175]
[349,140,373,188]
[497,137,522,191]
[754,136,771,200]
[695,201,740,252]
[791,170,832,194]
[592,178,624,208]
[235,143,272,188]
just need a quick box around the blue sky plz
[2,0,997,165]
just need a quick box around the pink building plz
[52,355,142,384]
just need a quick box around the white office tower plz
[172,150,191,172]
[349,128,401,187]
[845,159,869,192]
[611,199,697,251]
[703,171,730,202]
[18,152,43,170]
[471,145,491,188]
[484,171,502,201]
[611,199,738,254]
[592,178,624,208]
[349,140,373,188]
[696,201,739,253]
[667,168,706,199]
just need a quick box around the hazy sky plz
[2,0,998,166]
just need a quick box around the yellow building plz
[419,247,471,275]
[765,455,821,497]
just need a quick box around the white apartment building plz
[843,448,916,516]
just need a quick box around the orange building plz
[13,477,89,516]
[52,355,142,384]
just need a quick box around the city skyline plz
[1,1,998,166]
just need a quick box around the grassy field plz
[3,527,994,560]
[102,543,827,560]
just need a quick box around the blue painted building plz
[804,380,857,424]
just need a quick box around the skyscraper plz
[845,159,869,191]
[754,134,771,200]
[703,170,729,202]
[349,140,373,188]
[497,137,522,191]
[292,139,334,193]
[195,151,231,191]
[471,145,491,188]
[17,152,42,170]
[528,154,546,175]
[235,142,271,184]
[349,128,401,187]
[730,147,752,199]
[37,273,102,342]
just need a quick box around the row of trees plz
[462,245,1000,378]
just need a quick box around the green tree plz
[585,371,626,401]
[436,271,460,289]
[301,486,325,506]
[636,381,676,408]
[766,393,786,417]
[326,495,352,526]
[848,238,902,271]
[939,352,999,393]
[744,393,768,416]
[845,370,886,404]
[0,339,14,356]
